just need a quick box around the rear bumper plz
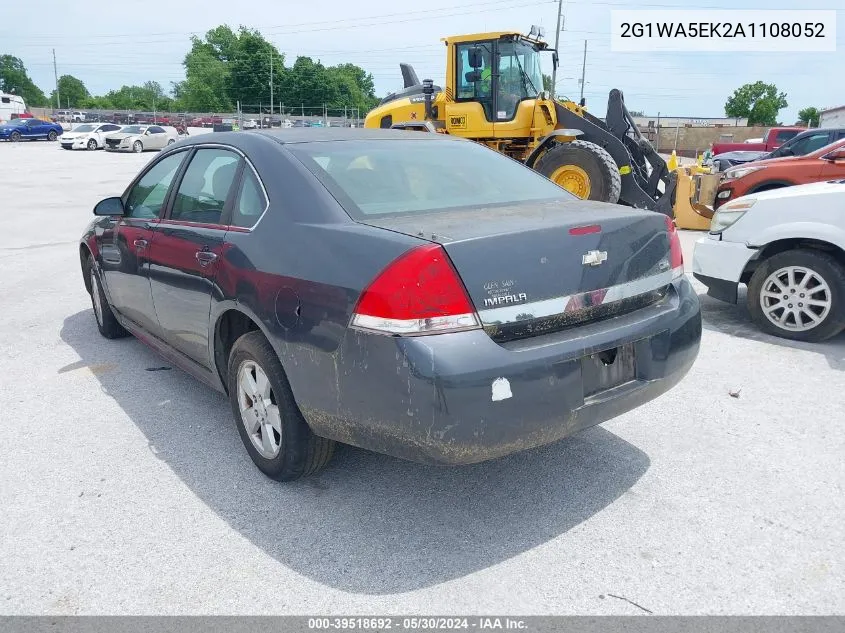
[298,277,701,465]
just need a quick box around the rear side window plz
[231,169,268,228]
[1,97,9,103]
[288,138,574,218]
[170,148,241,225]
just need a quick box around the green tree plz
[542,73,552,92]
[50,74,90,108]
[177,25,381,116]
[797,106,820,127]
[0,55,47,106]
[724,81,787,126]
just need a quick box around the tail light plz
[665,215,684,279]
[351,244,480,336]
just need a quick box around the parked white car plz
[693,180,845,342]
[104,125,178,152]
[59,123,123,150]
[243,118,257,129]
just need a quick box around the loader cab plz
[445,31,548,138]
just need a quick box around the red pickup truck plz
[711,126,805,155]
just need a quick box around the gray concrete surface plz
[1,141,843,615]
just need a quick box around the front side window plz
[124,152,185,219]
[148,126,165,134]
[455,42,493,101]
[289,138,574,218]
[793,133,833,155]
[170,148,241,225]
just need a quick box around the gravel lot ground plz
[1,139,843,615]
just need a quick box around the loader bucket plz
[673,167,718,230]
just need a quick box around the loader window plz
[455,43,494,119]
[496,40,544,121]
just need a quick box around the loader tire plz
[534,140,622,204]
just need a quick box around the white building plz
[632,115,748,128]
[819,105,845,128]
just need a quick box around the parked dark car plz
[0,118,64,142]
[79,129,701,481]
[711,127,845,171]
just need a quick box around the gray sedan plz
[79,129,701,481]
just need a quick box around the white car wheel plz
[87,138,97,150]
[748,249,845,342]
[133,140,143,153]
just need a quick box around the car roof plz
[254,127,461,144]
[791,127,845,139]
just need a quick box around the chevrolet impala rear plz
[284,136,701,465]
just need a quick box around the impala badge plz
[582,250,608,267]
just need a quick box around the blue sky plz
[2,0,842,120]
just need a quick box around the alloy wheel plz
[90,269,104,326]
[237,360,282,459]
[759,265,832,332]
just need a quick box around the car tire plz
[227,331,335,481]
[87,138,98,150]
[534,140,622,203]
[133,140,143,153]
[10,131,21,142]
[747,249,845,343]
[85,255,129,339]
[48,131,58,141]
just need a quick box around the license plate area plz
[581,342,637,398]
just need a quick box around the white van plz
[0,92,27,123]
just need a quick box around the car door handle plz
[133,239,148,249]
[195,251,218,267]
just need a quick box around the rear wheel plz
[227,331,335,481]
[747,249,845,342]
[534,140,622,203]
[47,130,58,141]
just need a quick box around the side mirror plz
[823,148,845,161]
[465,70,482,83]
[94,197,124,216]
[468,46,483,69]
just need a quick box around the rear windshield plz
[287,138,574,217]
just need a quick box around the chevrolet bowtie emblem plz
[582,250,608,266]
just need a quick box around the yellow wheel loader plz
[364,30,716,227]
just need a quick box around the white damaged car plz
[693,179,845,342]
[104,124,178,153]
[59,123,124,150]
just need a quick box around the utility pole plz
[550,0,564,99]
[579,40,587,102]
[52,49,60,111]
[269,53,274,123]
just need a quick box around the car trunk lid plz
[359,199,677,341]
